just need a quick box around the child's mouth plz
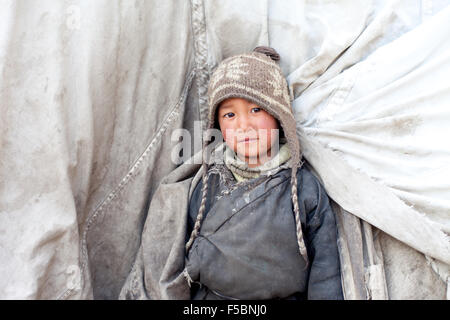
[239,137,258,143]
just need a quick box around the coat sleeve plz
[301,170,344,300]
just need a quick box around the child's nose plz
[237,114,252,131]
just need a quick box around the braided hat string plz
[290,163,309,265]
[185,138,211,253]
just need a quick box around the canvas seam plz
[191,0,210,130]
[58,70,195,300]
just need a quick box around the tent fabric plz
[0,0,449,299]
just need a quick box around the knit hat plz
[186,46,308,264]
[208,47,300,167]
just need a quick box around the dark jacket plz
[185,163,343,300]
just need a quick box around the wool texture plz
[224,141,291,182]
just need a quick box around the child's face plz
[217,98,279,167]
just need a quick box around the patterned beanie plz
[186,47,308,265]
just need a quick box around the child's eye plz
[251,107,261,113]
[223,112,235,118]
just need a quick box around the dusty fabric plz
[293,4,450,297]
[120,152,204,300]
[1,0,449,299]
[1,0,196,299]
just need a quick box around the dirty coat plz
[1,0,449,299]
[185,163,343,300]
[119,153,342,300]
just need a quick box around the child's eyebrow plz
[220,102,233,109]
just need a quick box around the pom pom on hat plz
[253,46,280,62]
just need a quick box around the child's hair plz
[186,47,308,265]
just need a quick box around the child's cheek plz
[223,129,238,149]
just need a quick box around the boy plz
[183,47,343,300]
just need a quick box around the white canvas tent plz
[0,0,448,299]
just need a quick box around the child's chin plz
[237,148,259,158]
[236,152,260,165]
